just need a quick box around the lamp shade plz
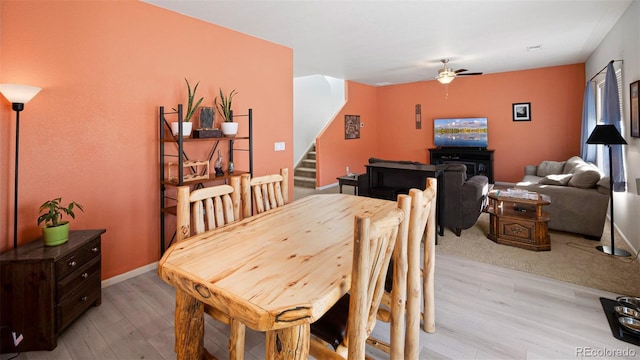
[0,84,41,104]
[586,124,627,145]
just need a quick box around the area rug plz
[295,186,640,297]
[435,212,640,296]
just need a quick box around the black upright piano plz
[358,161,443,235]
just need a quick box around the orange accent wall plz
[317,64,585,187]
[0,1,293,279]
[316,81,380,185]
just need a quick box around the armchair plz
[440,164,489,236]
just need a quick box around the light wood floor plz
[3,253,639,360]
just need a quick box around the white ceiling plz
[143,0,632,86]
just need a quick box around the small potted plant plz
[172,78,204,137]
[215,88,238,137]
[37,198,84,246]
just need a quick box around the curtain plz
[602,61,626,192]
[580,81,596,163]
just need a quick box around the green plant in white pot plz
[37,198,84,246]
[172,78,204,137]
[215,88,238,137]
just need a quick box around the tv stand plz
[429,147,494,183]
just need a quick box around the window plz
[593,69,623,171]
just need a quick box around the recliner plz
[440,164,489,236]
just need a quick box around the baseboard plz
[102,262,158,288]
[317,182,338,191]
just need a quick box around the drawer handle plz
[91,247,99,253]
[82,272,89,279]
[81,296,88,302]
[69,260,77,267]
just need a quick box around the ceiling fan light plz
[437,75,454,84]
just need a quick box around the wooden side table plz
[487,191,551,251]
[336,174,360,195]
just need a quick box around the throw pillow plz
[568,166,601,188]
[562,156,584,174]
[539,174,573,186]
[536,161,565,177]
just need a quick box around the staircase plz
[294,144,317,188]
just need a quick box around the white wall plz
[586,0,639,253]
[293,75,345,165]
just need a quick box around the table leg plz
[339,184,343,193]
[175,289,204,360]
[265,324,310,360]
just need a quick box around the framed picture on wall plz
[512,102,531,121]
[631,80,639,138]
[345,115,360,139]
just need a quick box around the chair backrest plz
[176,176,242,241]
[347,203,406,359]
[406,178,437,356]
[241,168,288,217]
[369,178,437,359]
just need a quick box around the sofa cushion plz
[597,176,610,189]
[536,161,565,177]
[568,165,601,188]
[539,174,573,186]
[563,156,585,174]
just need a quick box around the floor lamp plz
[586,124,630,257]
[0,84,42,249]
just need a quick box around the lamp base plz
[596,245,631,257]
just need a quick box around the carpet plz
[295,186,640,297]
[435,212,640,297]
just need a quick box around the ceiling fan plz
[435,59,483,84]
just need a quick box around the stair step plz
[296,167,316,174]
[294,176,316,188]
[302,159,316,166]
[295,172,315,179]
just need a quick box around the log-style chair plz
[240,168,288,217]
[309,194,409,360]
[175,175,246,360]
[367,178,437,358]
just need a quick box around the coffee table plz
[487,190,551,251]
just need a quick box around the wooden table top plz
[158,194,397,332]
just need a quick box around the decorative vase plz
[42,222,70,246]
[171,122,193,137]
[214,150,224,176]
[221,122,238,137]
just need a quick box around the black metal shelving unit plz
[159,105,253,254]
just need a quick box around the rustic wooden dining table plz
[158,193,400,359]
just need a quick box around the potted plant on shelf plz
[172,78,204,137]
[37,198,84,246]
[215,88,239,137]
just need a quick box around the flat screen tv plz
[433,117,488,148]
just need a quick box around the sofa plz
[515,156,610,239]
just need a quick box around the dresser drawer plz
[57,256,100,302]
[55,238,101,280]
[56,274,100,332]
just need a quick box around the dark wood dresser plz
[0,229,105,353]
